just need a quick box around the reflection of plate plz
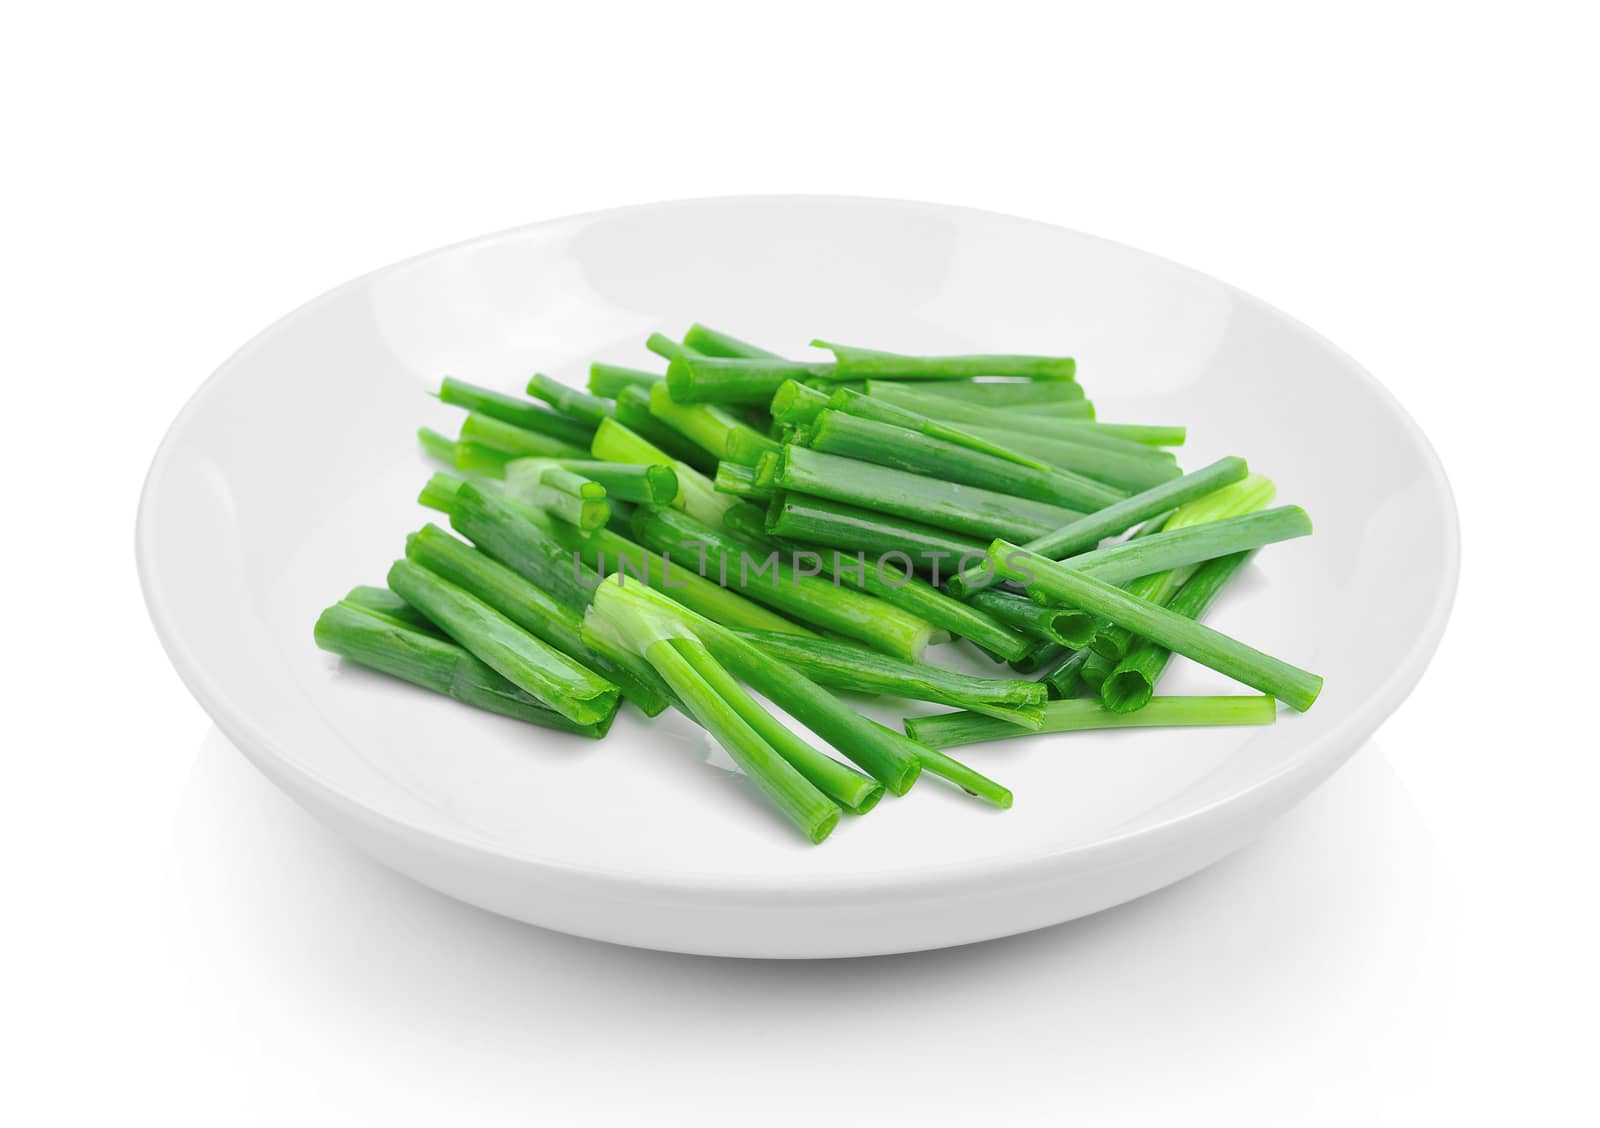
[137,197,1458,957]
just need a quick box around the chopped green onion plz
[631,505,936,661]
[765,492,988,579]
[904,694,1277,748]
[988,542,1323,711]
[775,446,1086,541]
[647,381,779,466]
[526,372,615,428]
[612,385,718,474]
[387,558,619,726]
[509,459,677,505]
[735,630,1046,727]
[405,523,671,715]
[965,589,1085,648]
[667,356,834,405]
[770,379,833,425]
[682,323,783,359]
[439,378,595,446]
[808,408,1124,511]
[588,362,662,397]
[876,379,1086,406]
[1038,647,1091,699]
[863,381,1095,427]
[946,457,1250,597]
[459,412,590,460]
[911,742,1014,808]
[672,638,882,815]
[448,481,600,610]
[1103,551,1254,713]
[314,602,613,738]
[814,341,1077,382]
[799,546,1033,662]
[714,461,772,501]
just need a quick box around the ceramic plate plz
[137,196,1458,957]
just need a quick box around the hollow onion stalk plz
[314,602,614,738]
[945,457,1250,597]
[588,362,662,397]
[877,379,1087,406]
[525,372,615,428]
[1102,550,1255,713]
[731,630,1047,727]
[987,542,1323,710]
[647,381,779,466]
[764,492,989,578]
[814,341,1077,382]
[904,695,1278,748]
[806,408,1125,511]
[436,377,597,447]
[591,579,924,794]
[774,446,1086,542]
[459,412,590,460]
[586,585,840,842]
[387,558,620,726]
[631,505,936,661]
[404,523,671,715]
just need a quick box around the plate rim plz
[135,193,1462,898]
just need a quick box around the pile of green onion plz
[316,324,1321,843]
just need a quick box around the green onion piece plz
[809,408,1124,511]
[814,341,1077,382]
[822,388,1053,471]
[965,589,1083,647]
[405,524,670,715]
[525,460,677,505]
[647,381,779,466]
[1082,474,1275,661]
[714,461,772,502]
[341,585,446,636]
[988,542,1323,711]
[1103,551,1254,713]
[588,362,662,397]
[631,506,935,661]
[770,379,833,425]
[775,446,1086,541]
[590,417,740,528]
[765,492,989,579]
[314,602,613,738]
[957,427,1180,492]
[1008,640,1067,674]
[946,457,1250,597]
[612,633,839,842]
[734,630,1046,727]
[386,558,619,726]
[905,694,1277,748]
[612,385,718,474]
[912,743,1014,808]
[666,356,835,405]
[594,579,924,794]
[1060,421,1188,447]
[671,638,882,815]
[863,382,1096,429]
[448,481,600,610]
[459,412,590,460]
[417,426,459,466]
[876,379,1087,406]
[1038,647,1091,699]
[1080,648,1115,691]
[526,372,615,428]
[645,332,693,362]
[537,508,816,638]
[439,378,595,446]
[1057,505,1312,587]
[682,323,783,359]
[801,547,1033,662]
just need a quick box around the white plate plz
[137,196,1458,958]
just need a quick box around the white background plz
[6,2,1597,1123]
